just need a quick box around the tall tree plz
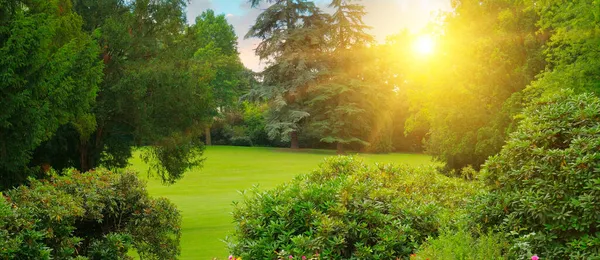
[405,0,547,171]
[0,0,103,189]
[186,9,249,145]
[32,0,212,184]
[246,0,328,149]
[307,0,381,154]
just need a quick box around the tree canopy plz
[246,0,328,148]
[1,0,248,189]
[0,0,103,188]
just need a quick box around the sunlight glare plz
[413,34,436,56]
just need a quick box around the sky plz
[186,0,452,72]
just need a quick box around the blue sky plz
[186,0,451,71]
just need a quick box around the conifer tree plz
[246,0,329,148]
[308,0,382,154]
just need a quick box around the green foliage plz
[189,10,248,110]
[0,0,103,189]
[246,0,328,146]
[308,0,382,153]
[242,102,271,146]
[87,233,133,260]
[230,136,253,147]
[205,102,278,147]
[142,135,205,185]
[476,90,600,258]
[405,0,547,171]
[0,168,181,259]
[228,156,483,259]
[532,0,600,95]
[30,1,225,184]
[414,227,508,260]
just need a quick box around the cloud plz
[224,2,270,71]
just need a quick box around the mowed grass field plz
[129,146,433,259]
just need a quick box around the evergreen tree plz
[0,0,103,189]
[308,0,382,154]
[246,0,329,148]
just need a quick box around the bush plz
[228,156,483,259]
[0,169,181,259]
[242,102,272,146]
[476,91,600,258]
[414,227,508,260]
[230,136,253,147]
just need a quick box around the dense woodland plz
[1,0,600,259]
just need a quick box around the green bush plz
[0,169,181,259]
[231,136,253,147]
[87,233,133,260]
[242,102,272,146]
[476,91,600,258]
[228,156,483,259]
[413,227,508,260]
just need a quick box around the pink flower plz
[289,256,293,259]
[302,256,307,260]
[531,255,539,260]
[229,255,233,260]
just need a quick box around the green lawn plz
[129,146,433,259]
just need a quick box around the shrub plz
[242,102,272,146]
[476,91,600,258]
[0,169,181,259]
[228,156,483,259]
[413,227,508,260]
[230,136,253,147]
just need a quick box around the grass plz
[128,146,433,259]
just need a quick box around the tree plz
[32,0,213,184]
[405,0,547,171]
[246,0,329,149]
[0,0,103,189]
[187,10,249,146]
[377,31,428,153]
[526,0,600,97]
[308,0,383,154]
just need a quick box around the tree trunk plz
[205,126,211,146]
[290,131,299,149]
[337,142,344,154]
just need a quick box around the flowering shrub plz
[475,91,600,258]
[0,169,181,259]
[228,156,483,259]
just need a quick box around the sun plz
[413,34,436,56]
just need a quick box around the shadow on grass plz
[272,148,340,155]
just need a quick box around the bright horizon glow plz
[413,34,436,56]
